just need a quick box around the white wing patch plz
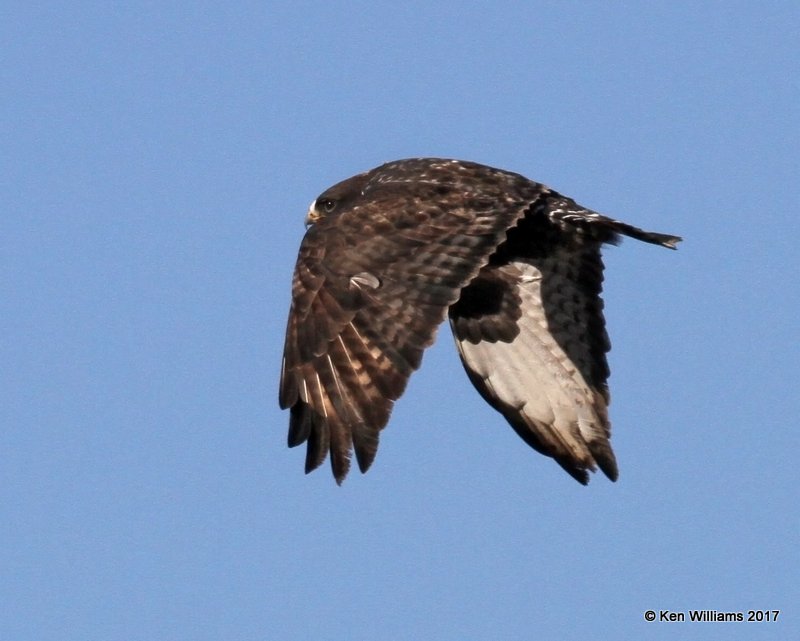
[349,271,381,290]
[450,260,615,480]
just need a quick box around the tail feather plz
[609,220,682,249]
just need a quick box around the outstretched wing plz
[280,162,545,483]
[449,193,680,483]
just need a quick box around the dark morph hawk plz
[280,158,680,484]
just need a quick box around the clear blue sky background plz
[3,2,798,640]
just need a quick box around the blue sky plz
[2,2,798,640]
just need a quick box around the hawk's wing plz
[449,194,679,483]
[280,169,544,483]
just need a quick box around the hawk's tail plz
[607,219,682,249]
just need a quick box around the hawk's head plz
[305,170,372,227]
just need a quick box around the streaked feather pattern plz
[280,159,680,483]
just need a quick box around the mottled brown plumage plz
[280,158,680,484]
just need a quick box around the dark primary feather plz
[280,158,681,484]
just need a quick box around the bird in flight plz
[279,158,680,484]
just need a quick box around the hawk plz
[279,158,680,484]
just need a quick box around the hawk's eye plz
[319,198,337,213]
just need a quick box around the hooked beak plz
[305,200,321,228]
